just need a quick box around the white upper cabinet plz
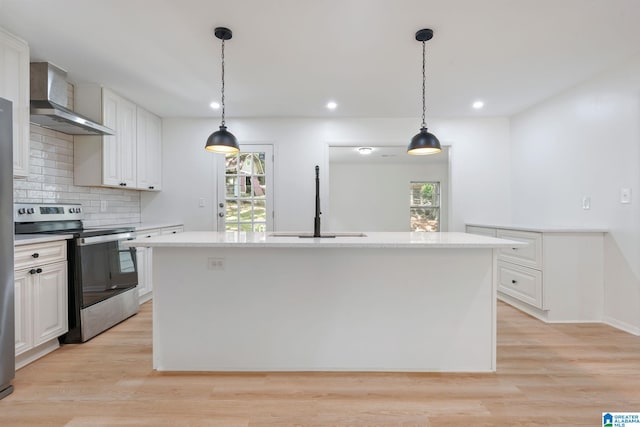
[0,27,30,178]
[136,106,162,191]
[74,85,160,190]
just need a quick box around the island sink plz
[269,232,367,238]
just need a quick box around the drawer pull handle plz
[511,279,517,284]
[29,269,37,275]
[36,268,42,274]
[511,247,518,251]
[32,253,39,258]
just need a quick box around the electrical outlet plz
[199,198,206,207]
[582,196,591,210]
[100,200,108,212]
[620,188,631,204]
[207,257,225,271]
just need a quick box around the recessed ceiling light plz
[326,101,338,110]
[210,101,220,109]
[472,100,484,109]
[357,147,373,155]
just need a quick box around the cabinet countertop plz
[466,223,608,233]
[124,231,526,249]
[112,222,183,231]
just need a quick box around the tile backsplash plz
[13,124,141,227]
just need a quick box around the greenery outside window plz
[410,181,440,232]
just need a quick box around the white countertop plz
[14,234,73,246]
[111,222,184,232]
[466,223,608,233]
[124,231,525,249]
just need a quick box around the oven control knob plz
[77,208,82,213]
[18,208,26,215]
[27,208,35,214]
[70,208,76,213]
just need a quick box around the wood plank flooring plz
[1,301,639,426]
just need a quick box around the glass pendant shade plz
[407,126,442,155]
[205,125,239,153]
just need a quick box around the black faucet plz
[314,165,321,237]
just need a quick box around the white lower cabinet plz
[136,225,183,304]
[14,240,68,369]
[467,224,605,322]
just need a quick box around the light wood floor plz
[1,301,639,426]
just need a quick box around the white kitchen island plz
[124,231,523,373]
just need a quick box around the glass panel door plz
[217,145,273,232]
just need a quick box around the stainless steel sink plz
[269,232,367,238]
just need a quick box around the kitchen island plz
[124,231,523,373]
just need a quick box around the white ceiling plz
[1,0,639,119]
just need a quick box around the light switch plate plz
[582,196,591,210]
[620,188,631,204]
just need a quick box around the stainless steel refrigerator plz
[0,97,15,399]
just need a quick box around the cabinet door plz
[136,247,151,302]
[32,261,68,347]
[118,96,137,188]
[136,107,162,191]
[101,89,120,186]
[0,29,30,178]
[14,269,33,356]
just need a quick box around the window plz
[224,151,268,232]
[410,181,440,232]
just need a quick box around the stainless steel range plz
[14,203,139,343]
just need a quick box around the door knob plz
[218,212,225,218]
[219,203,224,208]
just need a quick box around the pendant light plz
[407,28,441,156]
[205,27,239,154]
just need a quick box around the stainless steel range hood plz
[30,62,114,136]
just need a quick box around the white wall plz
[510,55,640,333]
[14,91,140,227]
[141,117,511,233]
[329,161,449,232]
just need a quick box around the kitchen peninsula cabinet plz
[466,224,606,323]
[0,27,30,178]
[74,85,162,191]
[14,237,69,369]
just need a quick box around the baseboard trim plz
[603,316,640,336]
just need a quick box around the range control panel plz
[14,203,84,222]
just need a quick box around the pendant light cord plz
[421,40,426,129]
[221,38,226,127]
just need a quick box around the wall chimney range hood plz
[29,62,114,136]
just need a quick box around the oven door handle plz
[77,232,135,246]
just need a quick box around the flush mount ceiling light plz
[357,147,373,155]
[407,28,441,156]
[326,101,338,110]
[205,26,239,154]
[209,101,220,109]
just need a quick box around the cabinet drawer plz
[137,228,162,239]
[497,261,543,309]
[15,240,67,270]
[497,229,542,269]
[161,226,184,235]
[466,226,496,237]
